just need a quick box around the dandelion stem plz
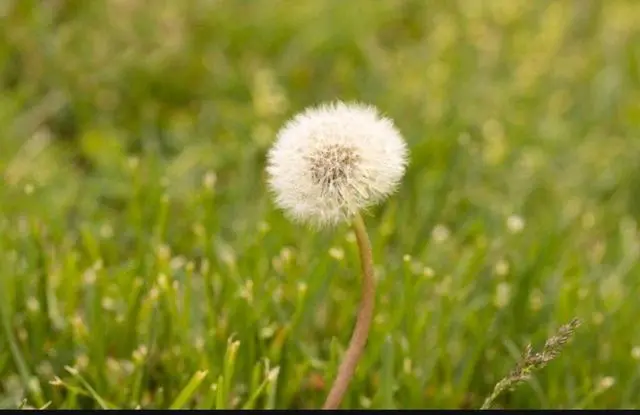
[322,212,375,409]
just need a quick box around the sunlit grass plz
[1,0,640,409]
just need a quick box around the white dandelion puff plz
[266,101,409,227]
[265,100,409,410]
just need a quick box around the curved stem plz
[322,212,375,409]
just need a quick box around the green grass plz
[1,0,640,409]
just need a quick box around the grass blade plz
[64,366,115,410]
[169,370,208,409]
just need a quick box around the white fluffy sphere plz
[266,101,409,227]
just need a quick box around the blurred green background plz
[1,0,640,409]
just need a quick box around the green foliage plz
[1,0,640,409]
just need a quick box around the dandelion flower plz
[266,101,408,227]
[265,100,409,410]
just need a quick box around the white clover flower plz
[266,101,408,227]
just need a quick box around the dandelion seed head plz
[266,101,409,227]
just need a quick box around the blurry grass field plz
[1,0,640,409]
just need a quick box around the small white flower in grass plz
[101,297,115,311]
[431,224,450,242]
[75,354,89,370]
[203,171,217,190]
[49,376,63,387]
[493,282,511,308]
[99,223,114,239]
[506,214,525,234]
[598,376,615,390]
[359,396,372,408]
[267,367,280,382]
[329,247,345,260]
[26,297,40,313]
[266,101,408,227]
[422,266,435,278]
[494,259,510,277]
